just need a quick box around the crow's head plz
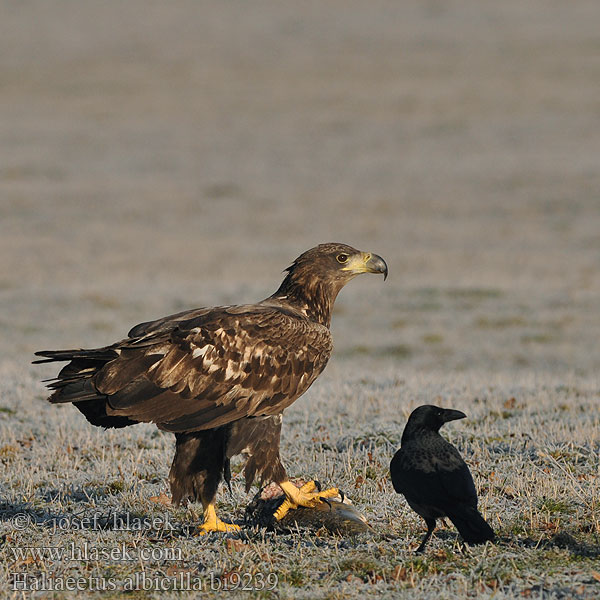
[402,404,466,441]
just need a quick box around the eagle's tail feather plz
[34,348,115,404]
[34,347,136,428]
[33,348,117,364]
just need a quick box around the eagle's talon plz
[273,498,294,521]
[298,480,317,494]
[274,480,340,520]
[197,520,241,535]
[314,486,339,500]
[314,480,322,492]
[339,490,345,503]
[197,503,241,535]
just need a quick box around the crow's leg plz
[416,518,436,553]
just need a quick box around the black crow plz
[390,405,495,552]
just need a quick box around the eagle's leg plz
[273,480,339,521]
[226,416,337,521]
[198,502,240,535]
[170,429,240,534]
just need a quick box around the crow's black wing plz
[390,438,476,510]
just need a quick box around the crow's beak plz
[442,409,467,423]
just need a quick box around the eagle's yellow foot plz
[197,503,240,535]
[274,480,339,521]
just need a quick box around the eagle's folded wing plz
[84,306,332,432]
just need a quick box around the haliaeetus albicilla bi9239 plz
[35,243,388,533]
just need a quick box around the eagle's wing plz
[90,304,331,432]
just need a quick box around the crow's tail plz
[447,505,495,545]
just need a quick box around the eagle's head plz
[287,243,388,283]
[273,243,388,326]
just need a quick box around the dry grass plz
[1,0,600,597]
[1,365,599,598]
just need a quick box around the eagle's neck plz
[270,270,341,327]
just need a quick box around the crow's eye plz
[336,253,349,264]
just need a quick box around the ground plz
[1,1,599,598]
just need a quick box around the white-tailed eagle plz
[35,243,387,532]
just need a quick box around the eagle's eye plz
[336,253,349,264]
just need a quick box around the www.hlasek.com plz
[9,511,278,591]
[12,571,279,592]
[10,541,182,563]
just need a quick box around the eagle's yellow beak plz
[342,252,388,280]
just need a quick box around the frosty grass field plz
[1,1,599,598]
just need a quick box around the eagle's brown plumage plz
[35,243,387,530]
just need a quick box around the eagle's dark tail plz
[33,348,136,429]
[34,347,116,403]
[34,348,117,365]
[447,505,495,545]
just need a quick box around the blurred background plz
[1,0,599,379]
